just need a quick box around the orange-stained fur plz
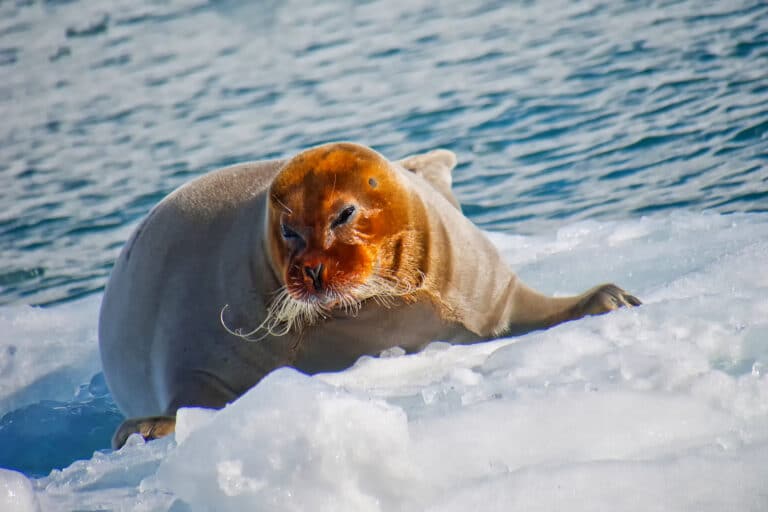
[266,143,430,312]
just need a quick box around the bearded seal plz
[99,142,639,448]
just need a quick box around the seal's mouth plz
[287,292,339,312]
[285,282,365,316]
[289,269,419,311]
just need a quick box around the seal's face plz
[266,143,420,327]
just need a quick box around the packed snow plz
[1,213,767,511]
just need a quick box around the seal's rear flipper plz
[398,149,461,209]
[112,415,177,449]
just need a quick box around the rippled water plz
[1,0,767,306]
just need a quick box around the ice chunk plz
[153,368,424,512]
[425,442,768,512]
[174,407,216,444]
[0,468,38,512]
[36,435,176,511]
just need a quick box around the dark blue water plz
[1,0,767,477]
[1,0,767,307]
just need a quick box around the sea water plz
[1,0,767,510]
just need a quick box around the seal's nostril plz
[304,263,324,291]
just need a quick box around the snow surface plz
[0,295,101,416]
[2,213,768,511]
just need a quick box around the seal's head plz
[264,142,425,331]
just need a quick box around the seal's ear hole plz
[368,177,378,188]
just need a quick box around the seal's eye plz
[331,205,356,228]
[281,224,300,240]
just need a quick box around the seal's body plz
[100,143,639,447]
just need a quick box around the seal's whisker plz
[219,304,271,342]
[223,267,425,342]
[221,286,327,341]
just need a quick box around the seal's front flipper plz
[574,283,641,317]
[503,281,640,336]
[397,149,461,209]
[112,415,177,450]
